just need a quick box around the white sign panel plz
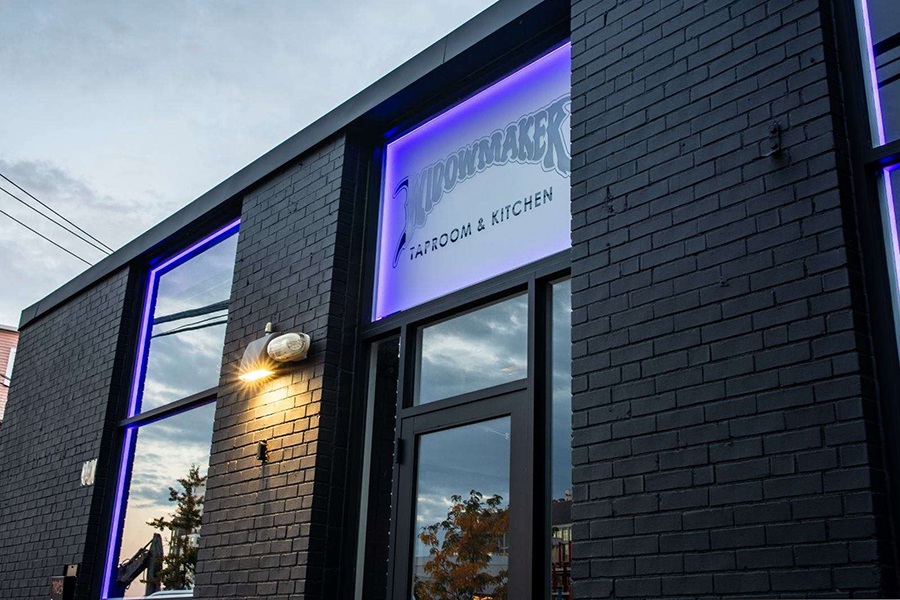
[374,43,571,320]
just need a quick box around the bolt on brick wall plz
[0,269,135,599]
[570,0,895,597]
[194,132,368,600]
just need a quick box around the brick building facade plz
[2,1,900,598]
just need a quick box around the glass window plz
[104,221,239,600]
[858,0,900,144]
[411,417,511,600]
[141,232,239,411]
[355,338,401,600]
[549,280,572,599]
[879,167,900,346]
[415,294,528,405]
[376,266,570,592]
[115,403,215,598]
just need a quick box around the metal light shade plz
[238,333,276,382]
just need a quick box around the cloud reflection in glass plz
[412,417,511,598]
[141,232,239,411]
[416,294,528,405]
[102,220,239,599]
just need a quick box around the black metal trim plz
[381,266,570,599]
[361,250,570,339]
[86,265,145,599]
[532,275,550,597]
[400,379,529,418]
[865,138,900,164]
[830,0,900,590]
[117,387,218,428]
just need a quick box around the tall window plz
[857,0,900,145]
[102,220,239,599]
[550,279,573,598]
[361,40,571,598]
[856,1,900,353]
[355,274,572,599]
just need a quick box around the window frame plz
[837,0,900,585]
[100,218,240,599]
[845,1,900,376]
[355,257,570,599]
[412,290,530,407]
[350,32,574,599]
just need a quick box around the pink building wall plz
[0,325,18,421]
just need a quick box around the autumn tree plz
[146,464,206,590]
[414,490,509,600]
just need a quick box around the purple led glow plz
[101,218,240,599]
[859,0,887,145]
[883,166,900,294]
[374,42,572,320]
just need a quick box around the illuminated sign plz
[374,43,571,320]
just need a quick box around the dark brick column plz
[0,268,138,599]
[570,0,895,597]
[194,132,368,600]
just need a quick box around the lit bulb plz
[239,369,275,383]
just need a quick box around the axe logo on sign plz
[374,42,572,320]
[391,95,571,267]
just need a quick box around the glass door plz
[392,389,532,600]
[369,275,571,599]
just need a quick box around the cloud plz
[117,402,216,597]
[418,294,528,403]
[0,158,159,325]
[0,0,499,326]
[412,417,511,561]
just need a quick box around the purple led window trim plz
[883,166,900,294]
[859,0,887,145]
[101,218,240,599]
[373,42,571,320]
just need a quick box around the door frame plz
[390,388,533,600]
[356,255,570,599]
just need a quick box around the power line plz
[153,300,230,325]
[0,206,93,266]
[0,171,114,253]
[151,314,227,338]
[151,319,228,339]
[0,184,111,256]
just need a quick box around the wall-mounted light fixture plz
[238,322,311,382]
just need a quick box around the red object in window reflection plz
[551,537,572,599]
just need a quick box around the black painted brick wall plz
[194,132,367,600]
[570,0,895,597]
[0,269,135,599]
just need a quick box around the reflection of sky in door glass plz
[865,0,900,142]
[551,280,572,501]
[416,294,527,404]
[549,280,573,596]
[412,418,510,599]
[141,233,238,411]
[117,403,215,597]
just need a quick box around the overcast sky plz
[0,0,498,327]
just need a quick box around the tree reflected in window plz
[146,465,206,591]
[414,491,509,600]
[411,418,510,600]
